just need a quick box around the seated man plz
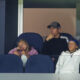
[42,21,74,57]
[55,39,80,74]
[42,21,74,70]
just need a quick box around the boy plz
[55,39,80,74]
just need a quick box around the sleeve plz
[8,48,17,54]
[28,47,38,56]
[55,51,65,74]
[41,40,50,55]
[67,34,74,41]
[62,33,74,41]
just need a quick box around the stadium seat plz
[15,32,43,53]
[25,54,54,73]
[0,54,23,73]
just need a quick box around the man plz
[46,21,74,42]
[42,21,74,70]
[55,39,80,74]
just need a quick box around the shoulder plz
[60,33,73,37]
[76,49,80,53]
[61,51,70,55]
[60,33,74,42]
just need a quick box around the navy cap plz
[69,39,79,47]
[48,21,61,29]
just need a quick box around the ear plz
[76,45,78,49]
[59,28,61,32]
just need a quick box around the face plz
[50,27,61,36]
[18,41,28,50]
[68,41,78,52]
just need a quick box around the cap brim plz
[47,25,51,28]
[47,25,61,29]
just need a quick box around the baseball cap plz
[48,21,61,29]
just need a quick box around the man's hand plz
[46,34,54,41]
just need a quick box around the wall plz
[23,8,76,37]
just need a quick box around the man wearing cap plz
[55,39,80,74]
[42,21,74,70]
[46,21,74,42]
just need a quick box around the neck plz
[69,49,77,53]
[54,34,60,38]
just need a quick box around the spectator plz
[55,39,80,74]
[9,39,38,67]
[42,21,74,70]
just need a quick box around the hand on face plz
[46,27,61,41]
[21,51,26,55]
[14,51,20,56]
[46,33,54,41]
[16,47,20,50]
[21,50,30,58]
[18,41,27,51]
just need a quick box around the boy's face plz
[50,27,61,36]
[18,41,28,50]
[68,41,78,52]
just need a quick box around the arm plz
[8,47,20,54]
[8,48,17,54]
[14,51,20,56]
[55,52,65,74]
[46,34,54,41]
[28,47,38,56]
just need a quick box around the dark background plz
[0,0,18,54]
[24,0,76,8]
[0,0,5,54]
[5,0,18,54]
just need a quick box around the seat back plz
[0,54,23,73]
[16,33,43,53]
[25,54,54,73]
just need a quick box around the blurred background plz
[0,0,80,54]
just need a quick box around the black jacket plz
[42,38,68,58]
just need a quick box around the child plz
[9,39,38,67]
[55,39,80,74]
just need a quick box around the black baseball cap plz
[48,21,61,29]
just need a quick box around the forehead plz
[69,41,76,44]
[18,41,26,44]
[49,27,59,30]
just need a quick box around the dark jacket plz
[42,38,68,58]
[42,33,74,58]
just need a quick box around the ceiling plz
[24,0,76,8]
